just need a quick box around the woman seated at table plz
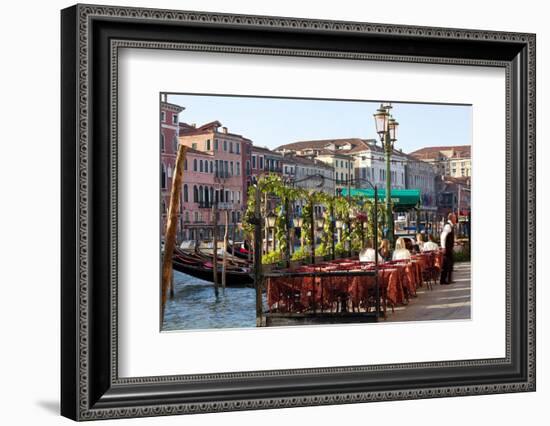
[421,234,439,252]
[413,233,424,253]
[379,239,391,261]
[392,237,412,261]
[359,239,383,263]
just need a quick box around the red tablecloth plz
[266,250,444,313]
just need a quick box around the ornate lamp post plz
[293,215,304,251]
[266,211,277,252]
[373,103,399,246]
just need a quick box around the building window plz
[184,159,188,171]
[236,143,240,154]
[160,134,165,152]
[172,114,178,124]
[229,142,233,153]
[161,164,167,189]
[230,161,234,175]
[193,185,198,202]
[252,156,256,169]
[192,142,197,150]
[183,184,188,202]
[214,139,218,150]
[246,160,251,176]
[185,211,189,222]
[223,140,227,151]
[193,159,197,172]
[173,136,178,152]
[259,156,264,170]
[161,111,166,122]
[199,160,203,173]
[210,161,213,174]
[206,139,211,150]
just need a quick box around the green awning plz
[340,188,421,211]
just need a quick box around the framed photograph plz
[61,4,536,421]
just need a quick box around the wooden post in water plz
[222,209,229,290]
[212,204,219,297]
[254,186,263,326]
[264,193,269,255]
[161,144,187,322]
[231,212,236,259]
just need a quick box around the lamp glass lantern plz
[388,117,399,142]
[293,216,303,228]
[266,212,277,228]
[335,219,344,229]
[373,107,389,137]
[315,217,325,229]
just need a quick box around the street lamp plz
[293,216,303,228]
[373,103,399,247]
[266,212,277,253]
[316,216,325,229]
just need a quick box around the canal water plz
[162,270,267,331]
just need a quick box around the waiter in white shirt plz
[440,212,457,284]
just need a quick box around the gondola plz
[226,242,251,260]
[172,260,254,287]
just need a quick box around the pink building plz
[160,99,185,239]
[179,121,246,241]
[180,148,216,242]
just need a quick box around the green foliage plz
[262,249,282,265]
[334,241,346,257]
[453,244,471,262]
[291,246,308,261]
[242,174,388,261]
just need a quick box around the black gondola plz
[172,260,254,287]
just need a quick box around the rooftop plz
[410,145,471,160]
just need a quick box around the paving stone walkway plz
[384,261,471,323]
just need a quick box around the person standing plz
[440,212,457,284]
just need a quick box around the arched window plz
[193,185,198,203]
[193,159,197,172]
[183,184,188,202]
[199,160,203,173]
[210,187,214,203]
[199,185,204,202]
[204,187,209,204]
[210,161,213,173]
[184,159,188,171]
[160,134,165,152]
[173,136,178,152]
[161,163,167,189]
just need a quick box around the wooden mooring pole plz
[212,204,219,297]
[161,144,187,323]
[222,209,229,290]
[254,186,263,326]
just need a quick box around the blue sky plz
[167,94,471,153]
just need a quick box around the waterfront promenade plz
[385,261,471,322]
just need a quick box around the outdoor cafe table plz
[265,251,444,315]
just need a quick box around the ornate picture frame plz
[61,4,535,421]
